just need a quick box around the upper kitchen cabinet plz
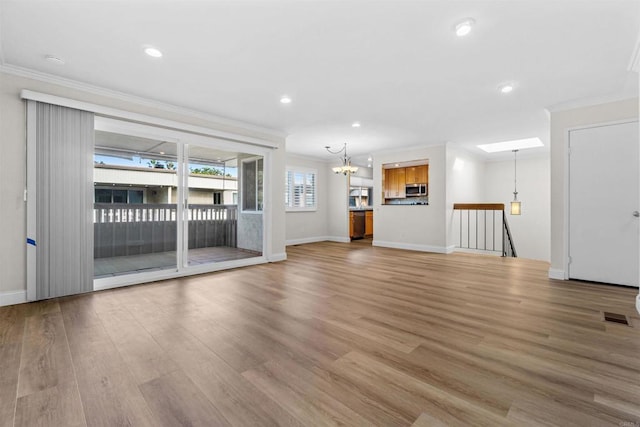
[405,165,428,184]
[384,167,406,199]
[382,159,429,205]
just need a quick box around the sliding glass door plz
[93,131,179,278]
[92,118,265,287]
[186,145,262,266]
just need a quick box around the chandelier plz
[325,143,358,175]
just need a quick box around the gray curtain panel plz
[34,101,94,299]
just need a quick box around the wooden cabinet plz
[384,168,406,199]
[365,211,373,237]
[405,165,428,184]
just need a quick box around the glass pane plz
[242,160,256,211]
[187,145,261,266]
[93,130,178,278]
[128,190,144,204]
[257,158,263,211]
[112,190,127,203]
[95,188,112,203]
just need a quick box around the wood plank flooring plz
[2,241,640,426]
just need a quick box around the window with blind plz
[285,168,317,211]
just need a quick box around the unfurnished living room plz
[1,1,640,426]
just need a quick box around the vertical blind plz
[31,101,94,299]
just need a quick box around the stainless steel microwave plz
[406,184,427,196]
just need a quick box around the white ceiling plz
[1,1,638,163]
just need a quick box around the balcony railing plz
[94,203,237,259]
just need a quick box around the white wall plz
[327,167,350,241]
[373,144,448,252]
[484,156,550,261]
[445,144,486,248]
[284,154,330,244]
[0,71,286,301]
[550,98,639,277]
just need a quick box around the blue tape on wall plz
[26,238,36,246]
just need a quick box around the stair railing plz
[453,203,517,257]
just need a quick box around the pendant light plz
[325,143,358,175]
[510,149,521,215]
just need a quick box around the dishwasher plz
[352,211,366,240]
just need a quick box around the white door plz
[569,120,639,287]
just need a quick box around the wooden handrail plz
[453,203,505,211]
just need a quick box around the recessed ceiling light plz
[144,47,163,58]
[352,122,361,128]
[45,55,65,65]
[280,95,292,104]
[455,18,475,37]
[367,156,372,162]
[477,137,544,153]
[499,83,514,94]
[159,151,165,155]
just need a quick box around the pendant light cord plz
[513,149,518,198]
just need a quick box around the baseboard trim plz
[372,240,449,254]
[445,245,456,254]
[286,236,351,246]
[0,290,28,307]
[268,252,288,262]
[327,236,351,243]
[286,236,330,246]
[548,268,566,280]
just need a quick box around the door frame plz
[564,118,639,281]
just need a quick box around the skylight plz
[477,137,544,153]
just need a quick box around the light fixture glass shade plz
[332,165,359,175]
[510,200,521,215]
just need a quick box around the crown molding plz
[545,93,638,113]
[0,63,287,140]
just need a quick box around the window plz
[242,157,263,212]
[94,188,144,204]
[213,191,223,205]
[285,168,317,211]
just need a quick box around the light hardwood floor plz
[2,241,640,426]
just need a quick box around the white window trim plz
[285,166,317,212]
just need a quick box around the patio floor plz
[94,246,261,278]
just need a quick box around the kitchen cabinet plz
[405,165,428,184]
[365,211,373,236]
[384,168,406,199]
